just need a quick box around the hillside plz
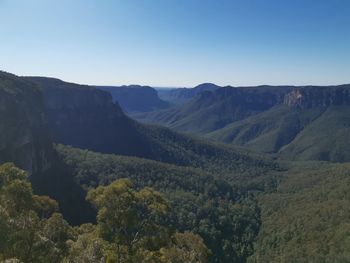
[134,85,290,134]
[136,84,350,162]
[97,85,169,113]
[209,85,350,162]
[26,76,275,175]
[208,105,325,153]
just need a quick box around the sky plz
[0,0,349,87]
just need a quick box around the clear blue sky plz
[0,0,349,87]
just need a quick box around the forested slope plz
[249,161,350,262]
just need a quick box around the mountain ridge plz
[133,84,350,162]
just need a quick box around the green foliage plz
[160,232,210,263]
[208,105,324,153]
[0,163,211,263]
[63,178,211,263]
[0,163,72,263]
[249,161,350,262]
[87,179,170,250]
[54,144,263,262]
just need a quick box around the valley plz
[0,71,349,262]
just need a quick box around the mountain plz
[97,85,169,113]
[25,76,274,175]
[134,85,290,134]
[0,72,54,175]
[135,84,350,162]
[209,85,350,162]
[157,83,220,105]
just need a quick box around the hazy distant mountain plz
[97,85,169,113]
[157,83,220,105]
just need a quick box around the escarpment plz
[27,77,155,158]
[0,72,54,175]
[283,85,350,108]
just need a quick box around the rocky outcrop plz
[283,85,350,108]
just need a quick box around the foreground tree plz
[78,178,210,263]
[0,164,209,263]
[0,163,72,263]
[86,179,171,262]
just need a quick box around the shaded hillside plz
[98,85,169,113]
[157,83,220,105]
[27,77,275,175]
[26,77,155,158]
[0,72,54,174]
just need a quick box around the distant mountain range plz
[134,84,350,162]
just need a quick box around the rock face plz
[283,85,350,108]
[97,85,169,113]
[0,72,54,175]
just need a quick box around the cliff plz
[27,77,157,158]
[283,85,350,108]
[0,72,54,175]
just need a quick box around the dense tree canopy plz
[0,163,210,263]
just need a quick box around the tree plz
[160,232,210,263]
[0,163,71,263]
[86,179,170,262]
